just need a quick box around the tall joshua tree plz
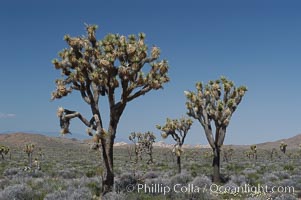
[185,77,247,183]
[24,143,35,168]
[156,117,193,173]
[51,24,169,194]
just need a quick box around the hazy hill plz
[1,132,301,150]
[0,132,87,151]
[257,133,301,149]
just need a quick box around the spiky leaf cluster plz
[0,145,9,155]
[129,131,156,146]
[250,145,257,153]
[51,24,169,101]
[185,76,247,127]
[24,143,35,155]
[280,142,287,149]
[156,117,193,156]
[280,142,287,153]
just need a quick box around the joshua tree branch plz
[127,85,152,102]
[60,109,93,128]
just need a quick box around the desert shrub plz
[44,187,92,200]
[283,164,294,171]
[274,171,290,180]
[272,194,297,200]
[86,170,96,178]
[279,179,296,188]
[87,181,101,197]
[68,187,92,200]
[230,174,247,186]
[185,191,218,200]
[262,173,279,183]
[102,192,126,200]
[226,163,245,174]
[190,175,212,188]
[44,190,68,200]
[0,178,10,190]
[115,172,137,193]
[0,184,33,200]
[143,171,159,179]
[242,168,257,175]
[218,181,240,199]
[57,168,78,179]
[170,171,192,186]
[28,170,44,178]
[144,177,171,193]
[36,178,67,194]
[3,167,19,176]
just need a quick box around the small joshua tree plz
[280,142,287,154]
[222,147,234,162]
[269,148,277,160]
[51,24,169,194]
[185,77,247,183]
[0,145,10,160]
[250,145,257,160]
[129,132,143,163]
[129,132,156,164]
[141,132,156,164]
[24,143,35,168]
[156,117,193,173]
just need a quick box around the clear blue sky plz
[1,0,301,145]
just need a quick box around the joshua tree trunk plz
[148,153,153,164]
[101,108,123,194]
[177,156,181,174]
[28,153,32,168]
[212,147,221,183]
[101,136,114,194]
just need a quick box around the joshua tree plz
[126,145,134,161]
[129,131,156,164]
[280,142,287,154]
[129,132,144,163]
[141,132,156,164]
[222,147,234,162]
[51,24,169,194]
[250,145,257,160]
[38,147,44,160]
[156,117,193,173]
[185,77,247,183]
[24,143,35,168]
[0,145,10,160]
[268,148,277,160]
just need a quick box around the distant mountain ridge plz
[257,133,301,149]
[1,132,301,149]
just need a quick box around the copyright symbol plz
[126,184,135,192]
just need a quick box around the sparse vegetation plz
[0,133,300,199]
